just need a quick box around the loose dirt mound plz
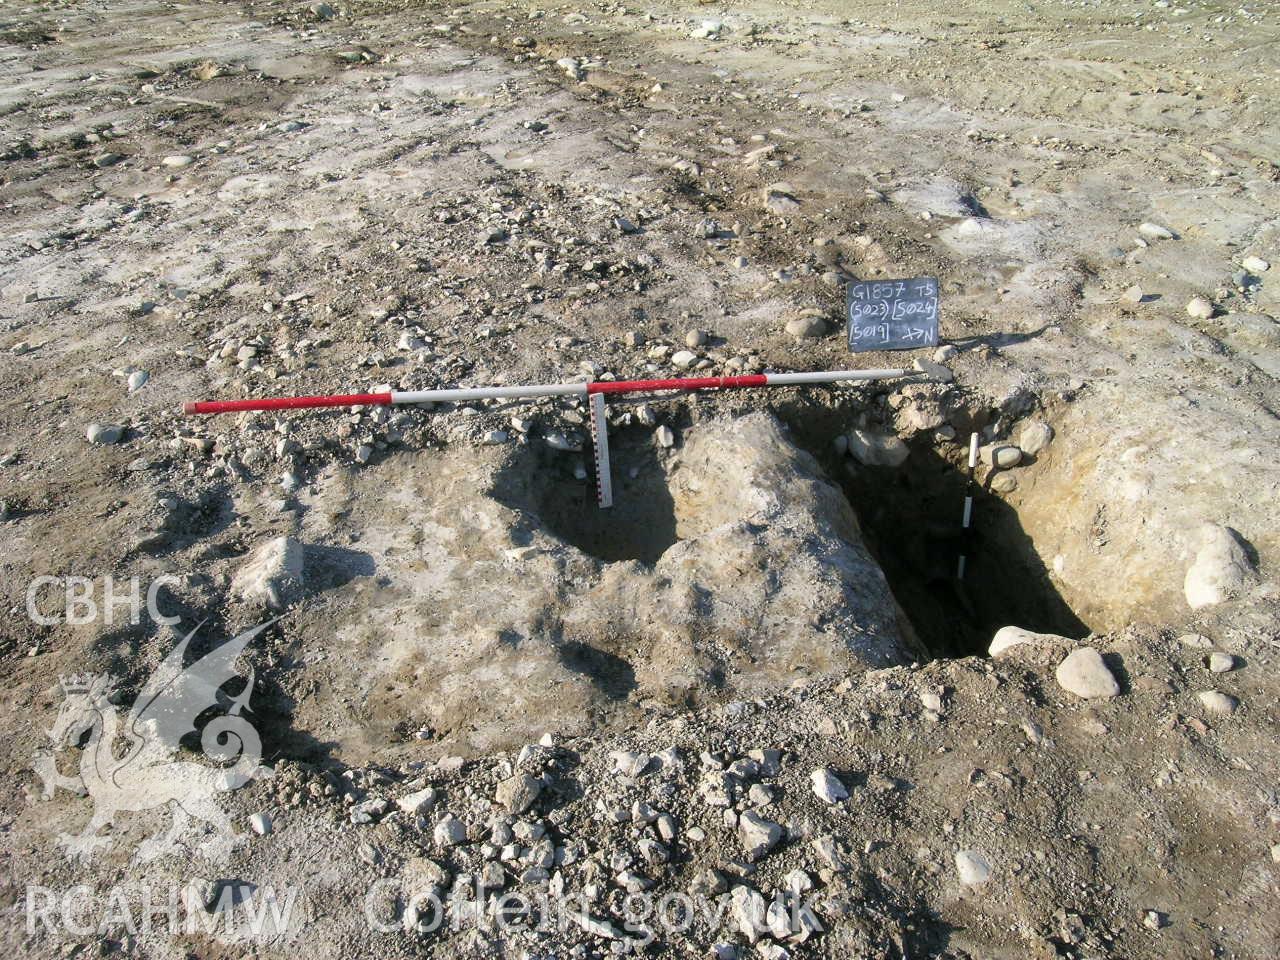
[283,412,908,762]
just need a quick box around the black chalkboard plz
[847,277,940,352]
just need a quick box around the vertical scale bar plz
[957,431,979,578]
[589,391,613,509]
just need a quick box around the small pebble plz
[912,357,953,383]
[86,423,124,445]
[127,370,149,392]
[784,315,826,339]
[809,768,849,804]
[1185,297,1214,320]
[655,425,674,448]
[248,812,273,835]
[1197,690,1237,715]
[671,350,697,369]
[1055,647,1121,699]
[1137,222,1174,241]
[954,849,991,885]
[685,329,708,348]
[1207,652,1235,673]
[1241,255,1269,273]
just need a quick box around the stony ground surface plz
[1,0,1279,957]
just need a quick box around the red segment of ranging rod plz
[182,392,393,415]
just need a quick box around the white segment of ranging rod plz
[589,392,613,509]
[391,382,587,404]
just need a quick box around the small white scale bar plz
[589,392,613,508]
[957,431,979,579]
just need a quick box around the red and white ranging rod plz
[182,368,910,507]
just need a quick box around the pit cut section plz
[493,405,1093,660]
[776,398,1091,659]
[490,430,677,566]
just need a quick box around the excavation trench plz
[286,407,1099,760]
[493,402,1091,661]
[777,404,1091,659]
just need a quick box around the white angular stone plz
[433,814,467,847]
[1241,255,1269,273]
[1208,652,1235,673]
[912,357,953,383]
[809,768,848,804]
[248,812,273,835]
[231,536,305,610]
[1179,633,1213,649]
[610,750,652,778]
[729,885,767,943]
[495,774,541,815]
[846,429,909,467]
[86,423,124,445]
[762,183,801,215]
[738,811,784,860]
[396,787,438,816]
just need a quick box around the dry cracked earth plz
[1,0,1279,958]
